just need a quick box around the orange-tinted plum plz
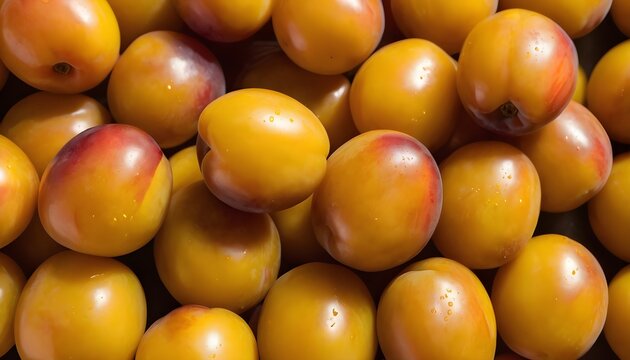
[377,257,496,359]
[168,146,203,195]
[498,0,612,38]
[515,101,612,213]
[605,265,630,359]
[350,38,460,152]
[588,152,630,261]
[135,305,258,360]
[612,0,630,37]
[0,252,25,357]
[390,0,498,55]
[492,234,608,359]
[108,31,225,149]
[311,130,442,272]
[38,124,172,257]
[173,0,273,43]
[106,0,185,48]
[257,262,377,360]
[15,251,146,360]
[0,0,120,93]
[154,181,280,313]
[0,91,111,176]
[235,49,358,153]
[457,9,578,135]
[586,40,630,144]
[197,88,329,213]
[0,135,39,249]
[432,141,541,269]
[272,0,384,75]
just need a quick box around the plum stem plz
[500,102,518,118]
[53,62,73,75]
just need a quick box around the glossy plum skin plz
[612,0,630,36]
[235,49,358,153]
[0,135,39,248]
[197,88,329,213]
[0,252,25,357]
[173,0,273,43]
[432,141,541,269]
[312,130,442,272]
[390,0,498,55]
[108,31,226,149]
[14,251,147,360]
[588,152,630,261]
[38,124,172,257]
[135,305,258,360]
[350,38,460,152]
[256,262,377,360]
[498,0,612,38]
[457,9,578,135]
[605,265,630,359]
[168,146,203,195]
[154,181,280,314]
[377,257,496,360]
[272,0,385,75]
[106,0,185,48]
[492,234,608,359]
[586,40,630,144]
[514,101,613,213]
[0,0,120,93]
[0,91,111,176]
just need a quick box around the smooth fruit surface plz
[498,0,612,38]
[236,49,358,153]
[0,252,25,357]
[38,124,172,257]
[106,0,185,48]
[377,257,496,360]
[108,31,225,148]
[457,9,578,135]
[492,234,608,359]
[605,265,630,360]
[0,91,111,176]
[15,251,147,360]
[312,130,442,272]
[0,135,39,248]
[272,0,384,75]
[257,262,377,360]
[350,38,459,152]
[514,101,612,213]
[154,181,280,313]
[390,0,498,54]
[586,40,630,144]
[588,152,630,261]
[0,0,120,93]
[432,141,541,269]
[197,88,329,213]
[135,305,258,360]
[174,0,273,42]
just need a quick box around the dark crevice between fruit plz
[53,62,73,75]
[499,102,518,119]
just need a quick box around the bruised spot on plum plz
[52,62,73,75]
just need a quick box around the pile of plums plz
[1,0,630,359]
